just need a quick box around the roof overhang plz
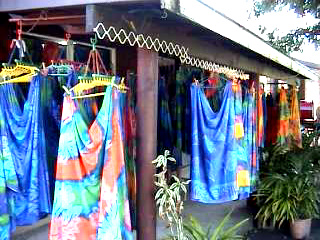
[1,0,319,81]
[0,0,159,12]
[162,0,320,81]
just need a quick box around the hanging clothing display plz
[289,88,302,148]
[191,81,247,203]
[49,86,132,240]
[257,87,265,147]
[233,82,251,199]
[0,74,51,239]
[42,70,66,202]
[277,88,290,145]
[265,93,279,146]
[158,76,174,154]
[241,87,258,194]
[119,89,137,228]
[233,81,244,140]
[175,67,199,156]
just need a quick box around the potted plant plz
[256,140,320,239]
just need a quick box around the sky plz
[204,0,320,64]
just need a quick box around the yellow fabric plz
[289,88,302,148]
[237,170,250,187]
[234,122,244,139]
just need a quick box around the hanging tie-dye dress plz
[49,86,132,240]
[0,75,51,240]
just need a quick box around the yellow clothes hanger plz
[0,61,39,85]
[70,75,116,99]
[69,75,129,99]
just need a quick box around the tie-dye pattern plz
[49,86,132,240]
[277,88,290,145]
[0,75,51,239]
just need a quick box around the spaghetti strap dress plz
[49,86,132,240]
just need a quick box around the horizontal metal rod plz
[18,31,114,51]
[9,15,85,22]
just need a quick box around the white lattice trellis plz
[94,23,249,80]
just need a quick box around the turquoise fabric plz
[0,74,51,239]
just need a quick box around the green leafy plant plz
[183,211,248,240]
[153,150,190,240]
[256,135,320,227]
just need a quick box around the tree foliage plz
[254,0,320,54]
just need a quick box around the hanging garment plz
[0,74,51,239]
[158,76,174,153]
[262,93,267,147]
[265,93,279,146]
[191,81,246,203]
[175,67,199,156]
[233,82,251,199]
[119,90,137,228]
[242,88,258,194]
[41,71,66,203]
[233,82,244,139]
[277,88,290,145]
[49,86,132,240]
[289,88,302,148]
[257,87,265,148]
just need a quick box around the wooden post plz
[136,48,158,240]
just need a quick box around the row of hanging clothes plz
[265,84,302,148]
[156,63,260,203]
[190,74,302,204]
[157,62,203,175]
[0,35,135,240]
[156,58,302,205]
[190,73,261,203]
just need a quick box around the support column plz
[66,40,74,61]
[136,48,158,240]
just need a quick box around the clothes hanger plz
[83,34,108,76]
[0,60,39,85]
[0,22,39,84]
[63,34,128,99]
[47,61,72,76]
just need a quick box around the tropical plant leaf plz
[220,218,249,239]
[210,210,232,240]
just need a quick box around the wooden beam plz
[136,48,158,240]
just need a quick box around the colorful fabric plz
[233,81,244,139]
[257,87,265,147]
[289,88,302,148]
[0,75,51,239]
[119,90,136,228]
[242,88,258,194]
[175,68,188,155]
[158,76,174,153]
[49,86,132,240]
[175,67,198,156]
[191,81,247,203]
[233,82,249,197]
[277,88,290,145]
[266,93,279,146]
[262,93,267,146]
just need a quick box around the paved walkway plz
[11,201,320,239]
